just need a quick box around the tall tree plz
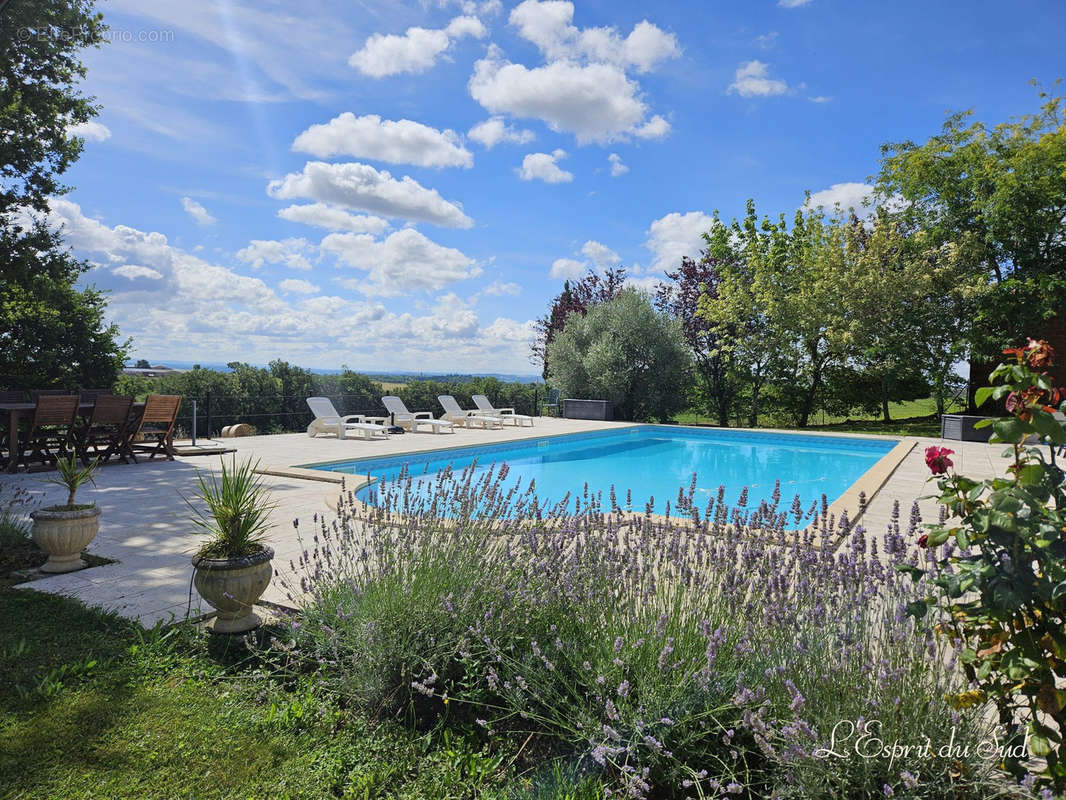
[547,289,691,422]
[532,266,627,379]
[699,202,853,428]
[0,0,128,388]
[699,204,786,427]
[876,85,1066,384]
[655,253,737,427]
[835,213,934,422]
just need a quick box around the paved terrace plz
[2,419,1010,627]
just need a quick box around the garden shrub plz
[906,337,1066,792]
[275,465,1023,798]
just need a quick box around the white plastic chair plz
[437,395,503,429]
[381,396,454,434]
[472,394,534,427]
[306,397,389,440]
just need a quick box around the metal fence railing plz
[165,390,545,440]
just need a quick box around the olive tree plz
[547,289,691,422]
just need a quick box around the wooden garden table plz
[0,401,145,473]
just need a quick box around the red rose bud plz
[1005,392,1021,414]
[924,445,954,475]
[917,533,929,548]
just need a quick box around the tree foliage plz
[532,266,627,379]
[547,289,691,421]
[0,0,128,389]
[0,0,105,216]
[655,255,736,426]
[876,83,1066,360]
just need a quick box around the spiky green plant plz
[43,456,99,509]
[187,456,275,559]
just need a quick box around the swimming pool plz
[305,426,898,515]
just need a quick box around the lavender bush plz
[276,465,1023,798]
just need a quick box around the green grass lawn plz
[0,588,588,800]
[675,396,959,437]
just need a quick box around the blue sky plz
[51,0,1065,375]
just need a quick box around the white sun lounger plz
[437,395,503,429]
[306,397,389,440]
[381,396,454,434]
[472,394,534,427]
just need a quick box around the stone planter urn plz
[192,546,274,633]
[30,505,101,573]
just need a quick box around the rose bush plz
[904,338,1066,791]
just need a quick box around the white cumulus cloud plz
[268,161,474,228]
[607,152,628,177]
[349,15,487,78]
[644,211,715,273]
[804,182,875,213]
[778,0,813,7]
[480,280,522,296]
[482,316,534,343]
[181,196,216,225]
[69,120,112,142]
[517,149,573,183]
[550,257,586,279]
[508,0,679,73]
[804,182,907,217]
[728,60,789,97]
[412,292,480,339]
[468,117,536,148]
[581,240,620,269]
[469,51,669,144]
[292,113,472,168]
[113,264,163,280]
[321,228,481,296]
[277,203,389,234]
[30,198,533,373]
[236,238,315,271]
[278,278,320,295]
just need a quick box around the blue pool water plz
[305,426,897,514]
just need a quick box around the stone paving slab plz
[0,418,1015,626]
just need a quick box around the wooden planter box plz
[562,399,613,421]
[941,414,993,442]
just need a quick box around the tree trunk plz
[797,362,825,428]
[716,376,730,427]
[934,375,946,417]
[750,382,760,428]
[880,374,891,422]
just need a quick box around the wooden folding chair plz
[78,388,112,403]
[30,389,72,400]
[128,394,182,462]
[15,395,79,471]
[76,395,134,465]
[0,391,25,468]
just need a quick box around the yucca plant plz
[187,456,275,559]
[43,456,99,510]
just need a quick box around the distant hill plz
[126,360,542,384]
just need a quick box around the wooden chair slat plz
[129,394,182,462]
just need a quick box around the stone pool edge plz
[255,424,912,545]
